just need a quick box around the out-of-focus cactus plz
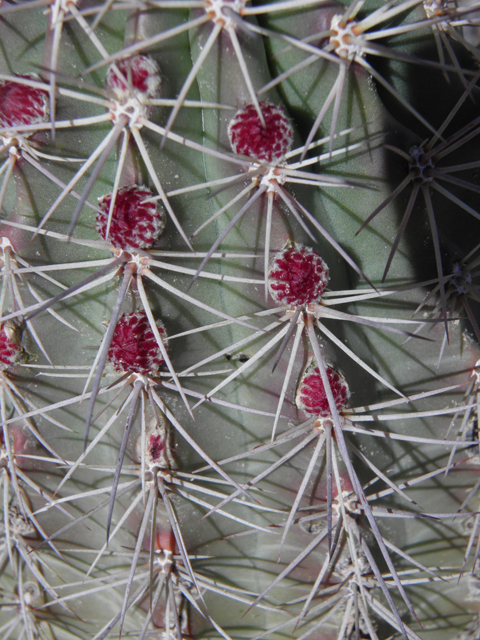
[1,1,480,638]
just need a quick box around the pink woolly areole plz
[108,311,167,377]
[97,185,165,250]
[0,324,23,371]
[148,434,165,464]
[133,419,172,469]
[106,55,161,101]
[268,245,330,306]
[0,75,49,129]
[296,362,349,418]
[228,102,293,163]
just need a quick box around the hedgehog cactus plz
[2,0,480,638]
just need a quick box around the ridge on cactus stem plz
[87,305,175,542]
[13,225,265,439]
[215,380,475,638]
[84,416,277,639]
[45,316,265,548]
[89,405,191,637]
[0,236,78,365]
[189,245,425,439]
[0,478,78,620]
[83,0,334,145]
[190,115,373,289]
[8,47,190,248]
[242,359,418,636]
[0,311,73,472]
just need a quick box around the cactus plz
[2,0,480,638]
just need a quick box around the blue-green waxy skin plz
[1,1,480,638]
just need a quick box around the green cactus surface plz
[2,1,480,639]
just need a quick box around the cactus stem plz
[106,378,143,543]
[189,126,369,282]
[191,280,429,412]
[83,261,135,446]
[301,62,347,161]
[143,268,263,332]
[135,276,193,418]
[84,14,211,77]
[149,386,257,500]
[33,117,121,234]
[130,127,193,250]
[2,3,480,637]
[68,116,128,238]
[160,21,224,153]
